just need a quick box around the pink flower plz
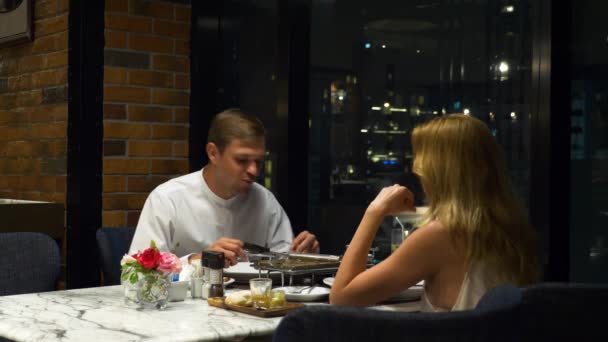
[158,252,182,274]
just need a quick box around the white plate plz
[322,277,424,302]
[224,262,278,283]
[395,207,428,222]
[275,286,330,302]
[386,286,423,302]
[323,277,424,288]
[224,262,269,275]
[322,277,335,287]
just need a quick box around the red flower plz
[135,248,160,270]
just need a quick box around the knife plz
[284,252,341,262]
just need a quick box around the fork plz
[290,286,314,294]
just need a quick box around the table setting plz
[0,238,421,342]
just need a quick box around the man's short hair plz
[207,108,266,151]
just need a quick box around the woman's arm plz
[329,185,443,306]
[330,221,446,306]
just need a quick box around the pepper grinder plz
[201,251,211,299]
[205,250,225,298]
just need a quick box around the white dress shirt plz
[129,169,294,261]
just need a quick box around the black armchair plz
[96,227,136,285]
[0,232,60,296]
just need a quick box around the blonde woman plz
[330,114,540,311]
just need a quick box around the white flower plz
[121,254,136,266]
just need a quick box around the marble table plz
[0,286,283,342]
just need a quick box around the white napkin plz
[179,259,202,281]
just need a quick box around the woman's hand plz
[368,184,415,216]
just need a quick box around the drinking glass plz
[391,228,403,253]
[249,278,272,309]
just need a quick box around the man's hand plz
[290,230,320,253]
[189,238,245,267]
[208,238,245,267]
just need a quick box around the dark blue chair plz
[520,282,608,341]
[476,284,522,310]
[273,284,522,342]
[0,232,60,296]
[96,227,136,285]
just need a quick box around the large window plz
[308,0,534,256]
[193,0,608,281]
[570,0,608,282]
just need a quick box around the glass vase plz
[122,269,171,310]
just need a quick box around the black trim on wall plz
[189,2,221,171]
[66,0,104,288]
[277,0,311,230]
[547,0,572,281]
[530,0,571,281]
[288,0,311,229]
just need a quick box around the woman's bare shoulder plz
[415,220,449,237]
[409,220,457,253]
[386,219,455,282]
[418,220,466,262]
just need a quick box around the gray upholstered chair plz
[0,232,60,296]
[96,227,136,285]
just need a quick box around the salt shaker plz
[201,251,211,299]
[190,257,204,299]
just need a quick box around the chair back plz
[0,232,60,296]
[274,290,522,342]
[521,282,608,341]
[96,227,136,285]
[475,284,522,310]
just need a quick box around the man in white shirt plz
[129,108,319,266]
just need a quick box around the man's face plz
[208,138,265,196]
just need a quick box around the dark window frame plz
[66,0,104,288]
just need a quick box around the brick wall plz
[103,0,191,228]
[0,0,70,203]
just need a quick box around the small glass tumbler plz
[391,228,404,253]
[250,278,272,310]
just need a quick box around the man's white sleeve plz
[267,204,294,253]
[129,190,174,255]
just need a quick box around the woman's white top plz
[419,263,497,312]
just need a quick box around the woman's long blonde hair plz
[412,114,540,285]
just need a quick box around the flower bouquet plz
[121,240,182,309]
